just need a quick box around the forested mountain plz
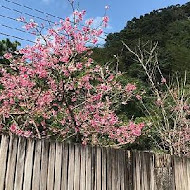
[92,2,190,81]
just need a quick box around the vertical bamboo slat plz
[68,144,75,190]
[40,140,49,190]
[32,140,42,190]
[1,134,190,190]
[107,148,112,190]
[80,146,86,190]
[74,145,80,190]
[5,135,18,190]
[14,137,27,190]
[102,147,107,190]
[47,142,56,190]
[54,142,63,190]
[23,138,35,190]
[0,135,9,190]
[61,143,69,190]
[86,146,92,190]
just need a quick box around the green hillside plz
[93,2,190,81]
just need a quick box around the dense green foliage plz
[93,2,190,80]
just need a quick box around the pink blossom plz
[125,83,136,92]
[10,124,17,133]
[76,62,83,70]
[183,105,190,111]
[17,16,25,22]
[92,38,98,44]
[102,16,109,23]
[161,77,166,84]
[23,131,32,138]
[136,95,142,100]
[4,53,13,59]
[24,20,38,30]
[156,99,163,106]
[107,74,114,81]
[85,19,93,26]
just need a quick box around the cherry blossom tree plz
[0,10,144,146]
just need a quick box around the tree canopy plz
[92,2,190,81]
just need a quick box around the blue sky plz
[0,0,189,47]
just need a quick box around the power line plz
[3,0,63,20]
[0,3,106,47]
[0,5,55,25]
[0,4,107,41]
[0,23,105,47]
[0,23,39,36]
[2,0,110,36]
[0,13,45,31]
[0,13,106,45]
[0,32,37,44]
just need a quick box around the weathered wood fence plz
[0,134,190,190]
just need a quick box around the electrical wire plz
[2,0,110,35]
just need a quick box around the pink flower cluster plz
[0,10,144,145]
[125,83,137,92]
[10,124,32,138]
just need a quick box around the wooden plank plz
[86,146,92,190]
[61,143,69,190]
[0,135,9,190]
[120,150,125,190]
[101,148,107,190]
[128,151,133,190]
[5,135,18,190]
[111,149,117,190]
[14,137,27,190]
[96,147,102,190]
[54,142,63,190]
[92,147,96,190]
[173,156,181,190]
[116,149,122,190]
[80,146,86,190]
[149,153,155,190]
[140,152,148,190]
[124,150,128,190]
[74,145,80,190]
[40,140,49,190]
[47,142,56,190]
[154,154,173,190]
[5,135,190,190]
[107,148,112,190]
[187,157,190,190]
[132,151,141,190]
[23,138,35,190]
[173,156,190,190]
[68,144,75,190]
[32,140,42,190]
[183,157,189,190]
